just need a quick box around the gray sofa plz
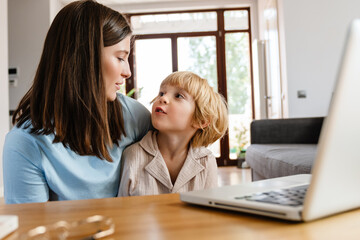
[245,117,324,181]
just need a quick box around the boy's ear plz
[192,120,210,129]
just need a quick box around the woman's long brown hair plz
[12,0,131,162]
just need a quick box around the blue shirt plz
[3,94,151,204]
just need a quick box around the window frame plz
[126,8,254,166]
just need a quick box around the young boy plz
[118,71,228,196]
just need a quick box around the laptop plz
[180,19,360,222]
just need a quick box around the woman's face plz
[101,35,132,101]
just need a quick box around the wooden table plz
[1,193,360,239]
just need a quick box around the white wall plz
[0,0,9,197]
[281,0,360,118]
[8,0,50,111]
[50,0,65,22]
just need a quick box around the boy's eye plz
[159,92,164,96]
[176,93,184,99]
[117,57,124,62]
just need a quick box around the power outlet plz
[9,78,18,87]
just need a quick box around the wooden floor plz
[217,166,252,186]
[0,167,251,205]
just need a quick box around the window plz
[127,9,253,166]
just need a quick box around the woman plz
[3,0,151,204]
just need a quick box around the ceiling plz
[60,0,190,4]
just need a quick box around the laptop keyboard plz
[236,185,309,207]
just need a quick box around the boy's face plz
[151,84,198,134]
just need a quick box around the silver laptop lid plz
[302,19,360,221]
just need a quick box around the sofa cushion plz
[250,117,324,144]
[246,144,317,180]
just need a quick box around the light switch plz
[9,67,19,76]
[297,90,307,98]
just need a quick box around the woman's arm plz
[3,130,49,204]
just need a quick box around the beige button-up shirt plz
[118,131,218,197]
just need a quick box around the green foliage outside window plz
[184,34,250,115]
[225,33,250,115]
[185,37,218,89]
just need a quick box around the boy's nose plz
[159,95,168,104]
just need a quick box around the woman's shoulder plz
[6,124,37,145]
[5,122,57,154]
[117,93,149,116]
[3,125,44,162]
[116,93,152,141]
